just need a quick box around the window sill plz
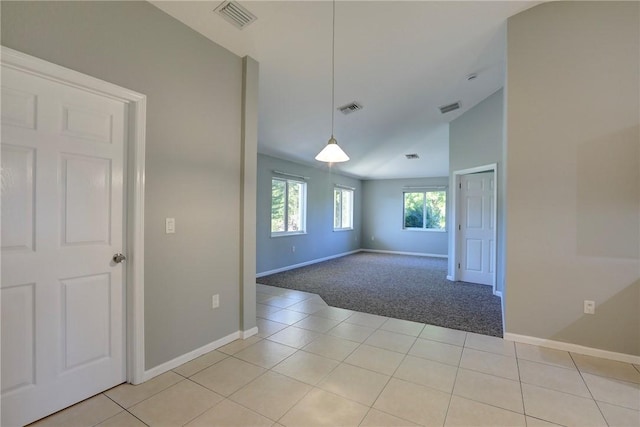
[402,228,447,233]
[271,231,307,238]
[333,228,354,232]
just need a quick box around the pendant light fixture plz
[315,0,350,163]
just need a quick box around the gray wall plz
[1,1,254,368]
[257,154,362,274]
[361,178,449,256]
[449,89,506,291]
[506,1,639,355]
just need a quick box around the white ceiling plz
[151,1,539,179]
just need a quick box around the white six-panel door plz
[1,64,127,426]
[458,171,495,286]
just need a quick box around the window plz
[334,187,354,230]
[271,177,306,235]
[403,190,446,230]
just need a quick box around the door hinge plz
[458,224,461,230]
[458,263,461,269]
[459,182,462,189]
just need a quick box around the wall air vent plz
[439,101,461,114]
[338,102,363,115]
[214,0,257,30]
[405,154,420,160]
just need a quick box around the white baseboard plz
[242,327,259,339]
[256,250,360,277]
[446,275,501,298]
[504,333,640,365]
[142,330,241,382]
[360,249,448,259]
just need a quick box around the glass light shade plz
[315,136,350,163]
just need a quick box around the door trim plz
[1,46,147,384]
[449,163,498,295]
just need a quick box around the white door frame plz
[1,46,147,385]
[448,163,498,296]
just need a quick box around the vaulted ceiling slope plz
[152,1,540,179]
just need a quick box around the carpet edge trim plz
[504,332,640,364]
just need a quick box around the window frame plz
[402,189,447,232]
[333,186,354,231]
[270,177,307,237]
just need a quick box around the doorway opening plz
[449,164,498,296]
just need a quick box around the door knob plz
[112,253,126,263]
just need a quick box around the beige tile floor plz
[32,284,640,427]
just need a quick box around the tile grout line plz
[271,385,319,425]
[514,345,528,422]
[443,329,469,426]
[569,354,640,413]
[210,367,279,424]
[171,378,223,427]
[101,393,150,426]
[360,338,414,426]
[366,318,450,422]
[272,315,419,426]
[122,410,150,427]
[568,352,610,425]
[309,335,398,424]
[448,374,536,421]
[101,391,127,411]
[218,321,360,425]
[265,344,334,427]
[443,370,458,426]
[516,355,586,373]
[103,373,185,417]
[594,400,640,413]
[574,368,640,387]
[518,378,610,401]
[448,333,537,420]
[220,395,280,425]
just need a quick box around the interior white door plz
[458,171,495,286]
[1,64,127,426]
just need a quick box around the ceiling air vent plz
[338,102,363,115]
[405,154,420,160]
[214,0,257,30]
[439,101,461,114]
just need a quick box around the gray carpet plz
[257,252,503,337]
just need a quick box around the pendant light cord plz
[331,0,335,137]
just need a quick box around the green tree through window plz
[271,177,306,234]
[271,179,286,232]
[334,187,354,230]
[403,190,446,230]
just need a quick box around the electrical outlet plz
[584,300,595,314]
[212,294,219,309]
[371,236,375,241]
[292,245,296,253]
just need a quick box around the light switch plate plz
[166,218,175,234]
